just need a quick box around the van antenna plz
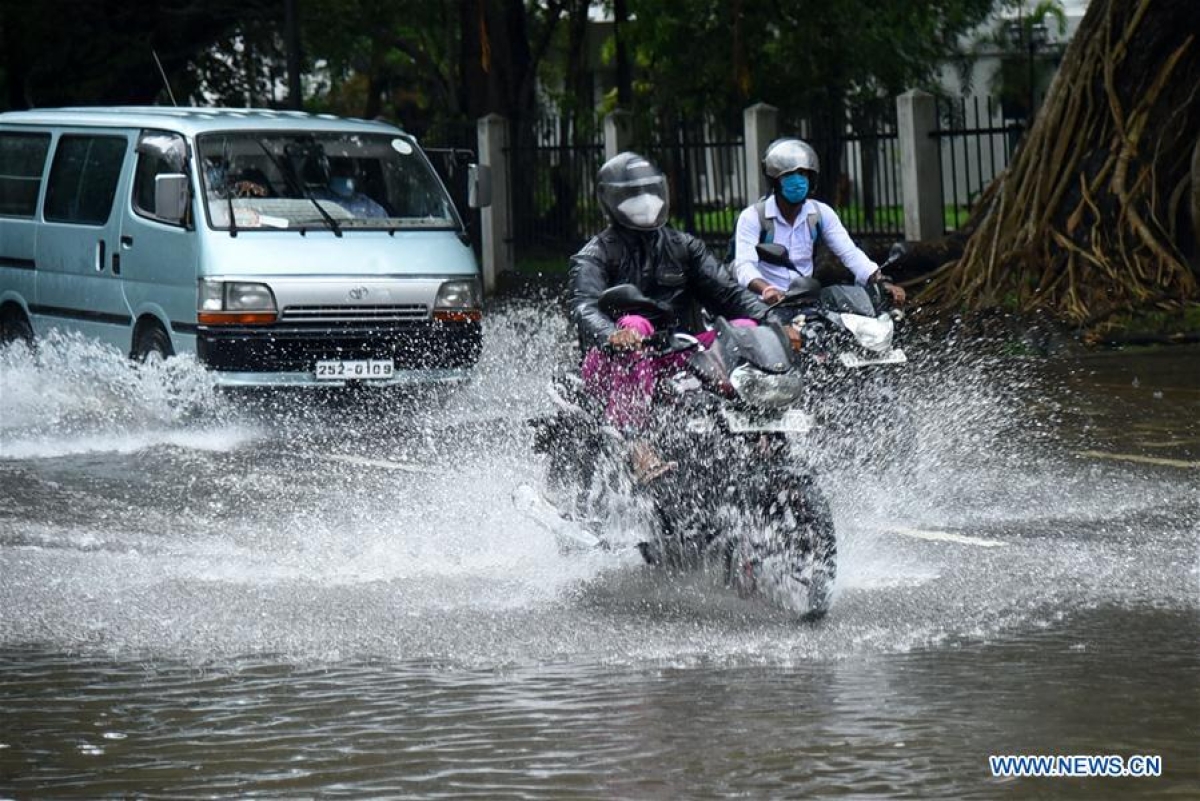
[152,50,179,107]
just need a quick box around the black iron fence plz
[932,95,1026,232]
[505,116,607,263]
[808,123,905,244]
[443,96,1027,270]
[643,119,748,252]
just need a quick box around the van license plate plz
[314,359,395,380]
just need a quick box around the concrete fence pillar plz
[743,102,778,201]
[896,90,943,242]
[604,109,633,161]
[477,113,512,293]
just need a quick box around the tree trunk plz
[284,0,302,110]
[613,0,631,107]
[920,0,1200,332]
[1191,135,1200,249]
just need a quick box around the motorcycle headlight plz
[839,313,894,353]
[729,364,803,409]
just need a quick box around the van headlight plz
[198,279,277,324]
[433,278,482,322]
[839,312,894,352]
[729,364,803,409]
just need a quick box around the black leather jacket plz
[569,225,770,350]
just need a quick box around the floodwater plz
[1,307,1197,799]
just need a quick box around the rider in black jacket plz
[569,152,770,353]
[567,152,774,482]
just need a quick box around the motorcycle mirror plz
[786,274,822,299]
[598,284,675,326]
[669,332,702,353]
[755,242,792,268]
[881,240,909,270]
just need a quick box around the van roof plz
[0,106,408,138]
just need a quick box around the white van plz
[0,107,489,386]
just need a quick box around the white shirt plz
[733,195,878,289]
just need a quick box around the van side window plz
[0,132,51,217]
[43,135,127,225]
[133,131,187,224]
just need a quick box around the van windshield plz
[196,131,460,232]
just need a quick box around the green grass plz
[674,203,970,235]
[515,250,572,275]
[1105,303,1200,336]
[514,202,974,273]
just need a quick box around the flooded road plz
[1,309,1197,799]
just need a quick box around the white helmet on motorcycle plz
[762,138,820,181]
[596,152,669,231]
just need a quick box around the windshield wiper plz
[226,188,238,237]
[299,187,342,237]
[255,139,342,237]
[220,143,238,238]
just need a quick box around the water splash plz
[0,330,252,460]
[0,308,1194,664]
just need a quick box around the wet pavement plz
[1,316,1197,798]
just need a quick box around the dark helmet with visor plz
[762,138,820,182]
[596,152,669,231]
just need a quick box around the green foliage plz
[0,0,275,110]
[620,0,1000,123]
[300,0,463,129]
[963,0,1068,118]
[2,0,1007,167]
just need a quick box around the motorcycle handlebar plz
[602,331,701,359]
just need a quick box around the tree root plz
[918,0,1200,338]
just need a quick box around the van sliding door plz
[34,132,132,351]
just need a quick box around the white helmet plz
[762,138,820,180]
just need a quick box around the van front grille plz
[279,304,429,324]
[195,320,482,372]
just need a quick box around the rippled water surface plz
[1,313,1197,799]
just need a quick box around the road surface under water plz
[1,307,1197,799]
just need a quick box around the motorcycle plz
[524,284,838,619]
[755,242,912,467]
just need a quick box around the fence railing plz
[644,120,748,250]
[469,93,1023,289]
[932,95,1026,232]
[504,116,606,257]
[810,126,905,242]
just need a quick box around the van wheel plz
[0,307,34,347]
[132,324,174,363]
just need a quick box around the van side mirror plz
[468,163,492,208]
[155,173,190,223]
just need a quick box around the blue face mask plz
[329,177,356,198]
[780,173,809,204]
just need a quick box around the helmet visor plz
[600,175,669,230]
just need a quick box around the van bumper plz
[210,368,473,388]
[195,320,482,387]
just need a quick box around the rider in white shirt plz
[732,138,905,306]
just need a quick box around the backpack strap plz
[755,199,774,244]
[806,210,821,244]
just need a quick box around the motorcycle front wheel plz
[725,478,837,620]
[793,480,837,618]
